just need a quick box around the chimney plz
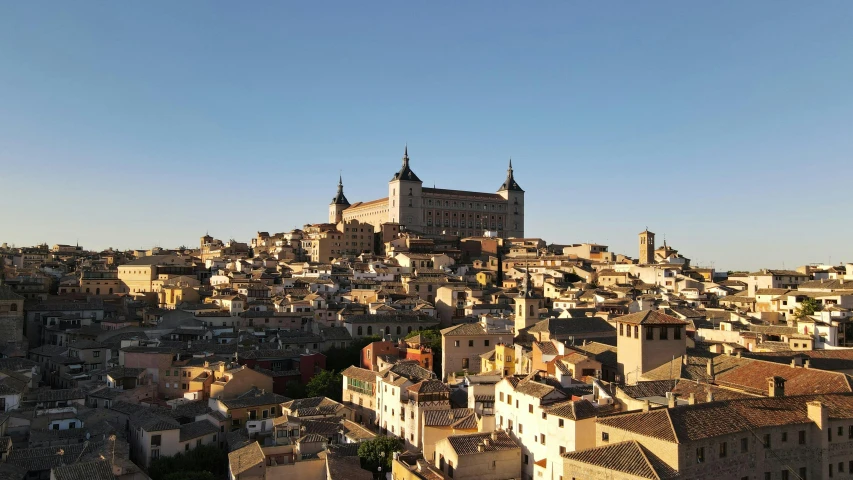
[491,431,499,442]
[688,393,696,405]
[642,400,650,413]
[791,359,797,368]
[667,393,678,409]
[706,359,715,382]
[483,438,490,447]
[807,401,828,430]
[682,355,688,366]
[707,389,714,403]
[804,359,810,369]
[477,443,485,453]
[768,376,785,397]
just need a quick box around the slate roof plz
[179,420,219,442]
[615,310,688,326]
[562,440,677,479]
[446,431,518,455]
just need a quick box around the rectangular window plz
[696,447,704,463]
[719,442,727,458]
[799,430,806,444]
[540,434,546,445]
[800,468,807,480]
[619,324,624,336]
[646,327,654,340]
[454,340,460,347]
[558,419,564,428]
[782,471,789,480]
[529,404,533,414]
[741,437,748,453]
[602,432,609,441]
[151,435,161,446]
[634,325,638,338]
[660,327,668,340]
[500,392,504,402]
[468,340,474,347]
[782,432,788,442]
[519,424,523,433]
[485,340,490,347]
[763,433,771,448]
[674,327,681,339]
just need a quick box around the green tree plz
[147,444,227,480]
[284,380,307,399]
[306,369,343,402]
[357,435,403,472]
[794,297,821,318]
[324,335,382,372]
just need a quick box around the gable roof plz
[562,440,677,479]
[616,310,688,326]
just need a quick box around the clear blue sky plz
[2,2,851,271]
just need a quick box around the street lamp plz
[377,451,386,480]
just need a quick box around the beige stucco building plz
[615,310,688,384]
[564,394,853,480]
[330,148,525,238]
[433,431,522,480]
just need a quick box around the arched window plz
[367,326,373,335]
[407,326,412,334]
[108,288,113,294]
[385,326,391,335]
[95,288,100,295]
[357,326,363,335]
[396,326,401,335]
[85,288,90,293]
[529,305,535,316]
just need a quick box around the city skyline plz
[2,2,852,270]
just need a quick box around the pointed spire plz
[498,157,523,192]
[331,173,350,206]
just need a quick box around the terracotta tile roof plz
[615,310,688,326]
[424,408,475,427]
[598,409,677,442]
[228,441,264,475]
[527,317,615,336]
[534,341,558,356]
[446,431,518,456]
[380,361,435,384]
[179,420,219,442]
[543,399,598,421]
[51,459,115,480]
[342,366,377,384]
[562,440,677,479]
[327,455,373,480]
[341,419,376,441]
[407,379,450,394]
[440,323,488,336]
[221,387,289,409]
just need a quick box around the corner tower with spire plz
[497,158,525,238]
[388,145,424,229]
[329,174,350,224]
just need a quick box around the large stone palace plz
[329,147,525,238]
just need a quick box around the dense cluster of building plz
[1,156,852,480]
